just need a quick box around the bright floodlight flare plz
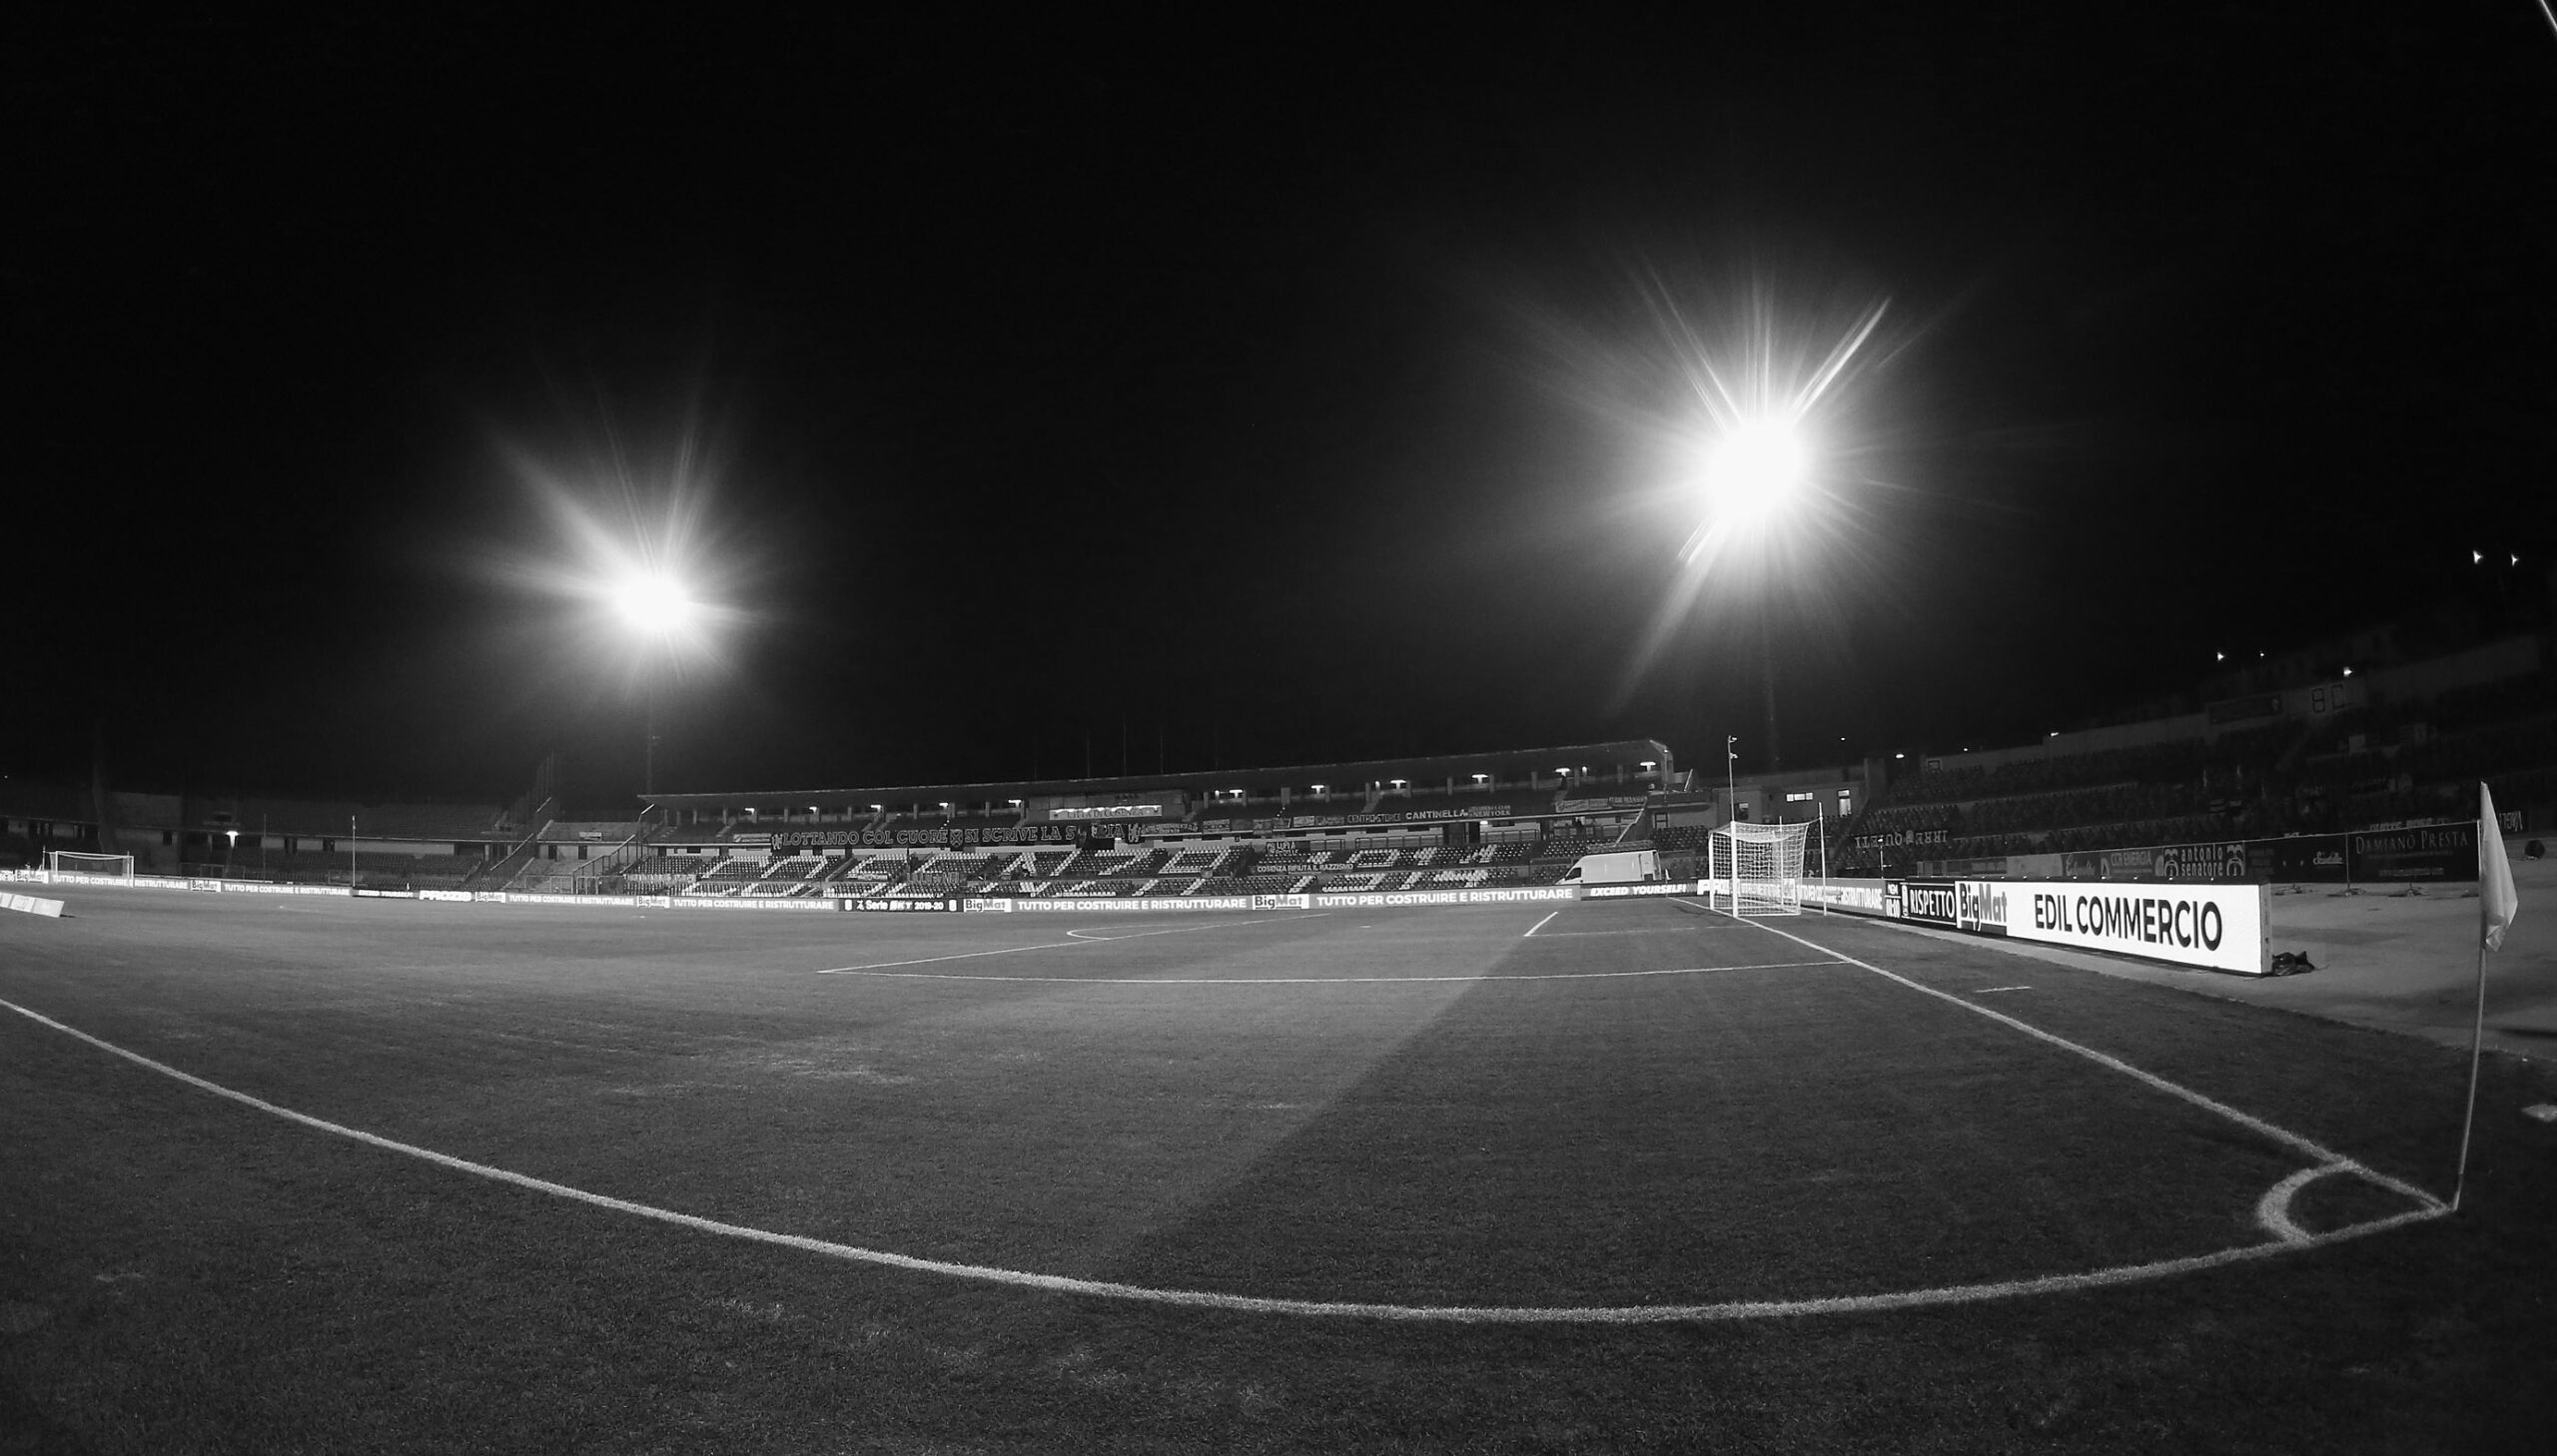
[1704,419,1808,527]
[611,572,697,638]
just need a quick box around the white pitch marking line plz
[816,914,1320,973]
[1522,910,1559,938]
[1971,986,2034,995]
[0,996,2450,1324]
[822,959,1846,987]
[1732,920,2448,1214]
[2254,1163,2346,1246]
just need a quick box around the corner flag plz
[2480,782,2517,953]
[2452,780,2521,1210]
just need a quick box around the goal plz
[46,850,136,880]
[1704,821,1808,916]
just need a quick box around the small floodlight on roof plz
[2474,549,2484,564]
[2342,666,2353,677]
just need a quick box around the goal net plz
[1704,821,1808,916]
[47,850,136,880]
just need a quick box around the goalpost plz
[46,850,136,880]
[1703,821,1809,916]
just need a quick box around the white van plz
[1557,849,1661,886]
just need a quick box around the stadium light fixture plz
[1701,420,1809,529]
[1472,773,1488,784]
[610,571,698,639]
[2473,549,2484,564]
[2342,666,2353,677]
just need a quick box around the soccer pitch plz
[4,888,2553,1450]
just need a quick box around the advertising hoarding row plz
[1887,876,2268,975]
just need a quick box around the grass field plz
[4,889,2555,1452]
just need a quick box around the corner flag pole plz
[2451,779,2519,1212]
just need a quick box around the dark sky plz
[11,10,2555,808]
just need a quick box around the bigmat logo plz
[1955,880,2010,936]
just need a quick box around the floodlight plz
[2342,666,2353,677]
[2473,549,2484,564]
[1704,420,1808,526]
[611,572,697,637]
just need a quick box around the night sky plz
[13,11,2555,810]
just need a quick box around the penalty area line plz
[0,995,2448,1324]
[1522,910,1558,938]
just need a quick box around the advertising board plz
[2348,822,2479,882]
[1802,879,1888,915]
[1897,879,1959,928]
[1580,881,1699,900]
[843,898,958,912]
[1251,894,1313,911]
[2133,842,2250,882]
[1310,885,1579,910]
[2246,834,2348,883]
[1890,875,2268,975]
[1956,879,2010,935]
[1006,896,1256,913]
[662,895,834,912]
[2005,879,2267,975]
